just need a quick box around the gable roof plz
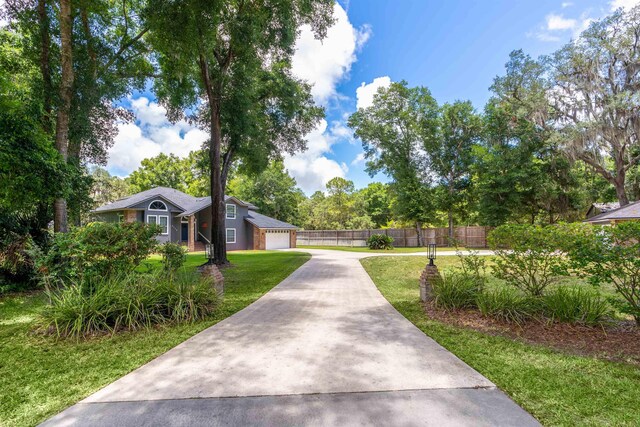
[245,211,297,229]
[584,200,640,224]
[93,186,256,215]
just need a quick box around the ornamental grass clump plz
[432,272,481,310]
[476,288,540,324]
[543,286,610,326]
[41,270,218,338]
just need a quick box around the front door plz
[181,223,188,241]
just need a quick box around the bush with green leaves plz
[476,288,540,324]
[367,234,394,250]
[456,248,487,288]
[158,242,187,274]
[488,224,570,297]
[543,286,610,325]
[39,221,160,286]
[432,272,481,310]
[41,270,219,338]
[560,222,640,325]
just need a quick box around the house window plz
[159,216,169,235]
[226,204,236,219]
[149,200,168,211]
[226,228,236,244]
[147,215,169,235]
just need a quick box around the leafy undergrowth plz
[0,251,310,427]
[361,255,640,427]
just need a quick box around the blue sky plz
[101,0,637,194]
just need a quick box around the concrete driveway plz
[42,249,537,427]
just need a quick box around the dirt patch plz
[423,302,640,365]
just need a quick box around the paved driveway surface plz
[42,249,538,427]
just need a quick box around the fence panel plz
[296,226,491,248]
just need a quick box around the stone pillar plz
[419,264,441,303]
[187,215,195,252]
[199,263,224,296]
[123,210,137,223]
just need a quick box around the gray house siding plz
[194,203,249,251]
[128,197,182,244]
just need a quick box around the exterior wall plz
[196,202,250,250]
[95,211,121,223]
[127,196,181,244]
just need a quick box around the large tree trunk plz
[54,0,74,233]
[448,210,454,243]
[37,0,53,133]
[209,106,228,265]
[614,175,629,207]
[415,221,423,247]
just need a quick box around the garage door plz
[265,230,290,249]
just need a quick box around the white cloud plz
[546,13,577,30]
[561,2,573,8]
[0,0,8,27]
[351,152,366,166]
[286,2,371,193]
[107,97,208,175]
[610,0,640,10]
[283,119,349,194]
[292,3,371,105]
[356,76,391,110]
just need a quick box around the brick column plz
[123,210,137,223]
[187,215,195,252]
[290,230,297,248]
[419,264,442,302]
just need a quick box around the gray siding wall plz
[196,203,249,250]
[129,197,182,244]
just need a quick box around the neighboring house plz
[92,187,297,251]
[585,202,620,219]
[584,200,640,225]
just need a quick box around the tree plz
[356,182,392,228]
[5,0,152,230]
[89,167,130,209]
[125,151,209,197]
[0,29,66,240]
[425,101,482,239]
[227,161,305,225]
[349,81,439,244]
[324,177,355,228]
[548,6,640,206]
[145,0,332,264]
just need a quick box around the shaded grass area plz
[298,245,463,253]
[361,256,640,427]
[0,251,310,427]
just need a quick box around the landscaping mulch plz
[423,302,640,365]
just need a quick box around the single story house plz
[584,200,640,225]
[92,186,297,251]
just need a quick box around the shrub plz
[543,286,610,325]
[367,234,394,250]
[433,272,481,310]
[41,270,218,338]
[40,222,160,286]
[456,248,487,289]
[488,224,570,297]
[158,242,187,274]
[560,221,640,325]
[0,233,37,293]
[476,288,540,324]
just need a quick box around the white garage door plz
[265,230,290,249]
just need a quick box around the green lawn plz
[360,256,640,427]
[298,245,464,253]
[0,250,310,427]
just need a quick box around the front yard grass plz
[298,245,463,253]
[0,250,310,427]
[361,255,640,427]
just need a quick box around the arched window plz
[148,200,168,211]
